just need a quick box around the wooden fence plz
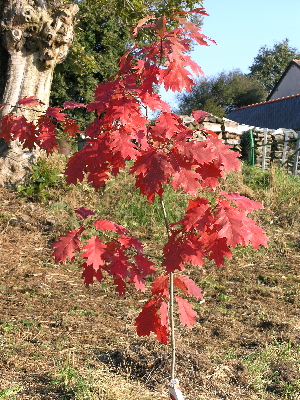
[247,129,300,176]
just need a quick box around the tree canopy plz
[249,38,300,93]
[50,0,204,115]
[176,70,267,118]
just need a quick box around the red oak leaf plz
[162,235,185,273]
[169,151,202,194]
[36,116,57,152]
[87,170,110,189]
[159,300,169,327]
[174,197,211,231]
[129,266,147,292]
[52,226,84,262]
[192,110,211,123]
[151,275,169,296]
[174,132,215,165]
[110,127,139,159]
[150,112,182,140]
[239,216,269,249]
[219,191,264,212]
[174,16,215,47]
[108,250,130,280]
[195,161,225,189]
[135,298,169,344]
[200,228,233,266]
[63,101,86,109]
[11,116,37,151]
[63,118,81,137]
[46,106,66,121]
[181,234,206,267]
[132,14,155,37]
[187,7,209,15]
[207,135,241,172]
[134,254,156,276]
[114,277,127,296]
[109,97,141,125]
[160,62,194,92]
[74,207,95,219]
[82,236,107,270]
[81,262,103,286]
[155,15,167,38]
[215,199,244,247]
[131,150,171,203]
[94,219,128,234]
[17,96,44,107]
[0,114,14,142]
[175,296,198,328]
[174,276,203,299]
[118,235,143,253]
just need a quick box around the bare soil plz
[0,185,299,400]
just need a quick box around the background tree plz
[176,70,267,117]
[249,38,300,93]
[0,0,204,113]
[50,0,204,118]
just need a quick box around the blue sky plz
[160,0,300,106]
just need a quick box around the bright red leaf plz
[135,298,169,344]
[174,276,203,299]
[46,106,66,121]
[82,236,107,270]
[63,101,86,109]
[175,296,198,327]
[52,226,84,262]
[17,96,44,107]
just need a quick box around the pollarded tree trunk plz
[0,0,78,185]
[0,0,78,117]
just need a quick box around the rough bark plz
[0,0,78,186]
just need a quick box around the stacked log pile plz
[180,115,245,153]
[179,115,300,174]
[252,129,299,171]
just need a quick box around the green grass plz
[0,384,23,400]
[51,357,97,399]
[241,164,270,191]
[243,340,300,399]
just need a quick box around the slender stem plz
[160,196,175,380]
[169,271,175,380]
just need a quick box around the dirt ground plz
[0,185,299,400]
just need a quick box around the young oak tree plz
[0,7,268,398]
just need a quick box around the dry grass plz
[0,156,299,399]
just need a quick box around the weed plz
[218,293,231,302]
[17,157,66,202]
[0,321,17,333]
[242,164,270,191]
[243,341,300,399]
[52,356,95,399]
[0,384,23,399]
[0,212,11,223]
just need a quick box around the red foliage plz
[0,9,268,344]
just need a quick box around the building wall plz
[269,65,300,100]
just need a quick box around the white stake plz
[168,379,185,400]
